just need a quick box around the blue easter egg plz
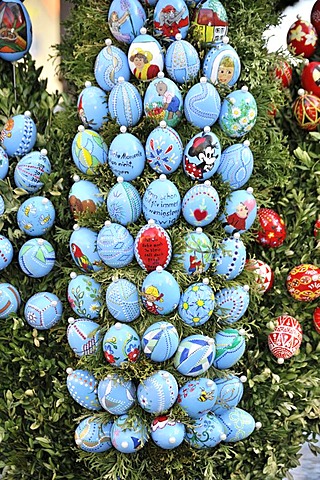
[128,30,164,81]
[0,0,32,62]
[142,175,181,228]
[108,77,143,127]
[67,368,101,411]
[111,414,148,453]
[17,196,55,237]
[108,127,146,180]
[0,195,4,215]
[71,126,108,175]
[134,220,172,272]
[18,238,55,278]
[14,149,51,193]
[105,278,140,322]
[217,407,256,442]
[185,412,225,449]
[212,375,245,415]
[151,416,185,449]
[184,77,221,128]
[142,321,179,361]
[146,122,183,174]
[0,234,13,270]
[77,82,108,131]
[213,234,246,280]
[203,41,241,87]
[178,378,217,418]
[24,292,63,330]
[75,416,113,453]
[0,283,20,319]
[1,112,37,157]
[178,228,213,275]
[137,370,178,414]
[107,178,142,226]
[220,188,257,234]
[213,328,246,369]
[215,285,250,324]
[141,267,180,316]
[165,37,200,84]
[108,0,146,45]
[192,0,228,46]
[173,334,215,376]
[69,178,103,219]
[144,73,183,127]
[153,0,189,40]
[103,322,141,366]
[97,222,134,268]
[94,40,130,91]
[219,86,258,138]
[0,146,9,179]
[67,318,101,357]
[178,280,215,327]
[217,141,254,190]
[67,273,102,320]
[98,374,136,415]
[182,181,220,227]
[183,127,221,181]
[70,226,103,273]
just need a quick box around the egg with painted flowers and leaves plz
[287,17,318,58]
[178,278,215,327]
[67,273,102,320]
[185,412,225,449]
[103,322,141,366]
[219,86,257,138]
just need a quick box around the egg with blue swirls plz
[217,407,256,442]
[108,126,146,180]
[184,77,221,128]
[94,39,130,91]
[107,177,142,226]
[105,278,140,322]
[217,140,253,190]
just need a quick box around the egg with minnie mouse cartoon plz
[183,127,221,181]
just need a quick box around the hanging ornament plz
[217,407,257,442]
[311,0,320,34]
[0,283,20,319]
[108,126,146,181]
[203,36,241,86]
[94,39,130,91]
[165,33,200,84]
[178,278,215,326]
[142,321,179,361]
[145,121,183,174]
[287,16,318,58]
[97,221,134,268]
[24,292,63,330]
[77,81,108,131]
[268,315,303,363]
[0,234,13,270]
[245,258,274,294]
[128,28,164,81]
[181,180,220,227]
[140,266,180,315]
[178,227,213,275]
[18,238,55,278]
[213,328,246,369]
[66,368,101,411]
[17,196,55,237]
[108,77,143,127]
[71,126,108,175]
[134,219,172,272]
[105,277,141,323]
[292,88,320,131]
[286,264,320,302]
[183,126,221,181]
[173,334,216,376]
[212,233,246,281]
[68,176,104,219]
[111,415,148,453]
[137,370,178,413]
[185,412,225,449]
[219,86,258,138]
[0,0,32,62]
[214,284,250,324]
[107,176,142,226]
[0,146,9,179]
[14,149,51,194]
[1,111,37,157]
[69,225,103,273]
[184,77,221,128]
[108,0,146,44]
[177,378,218,418]
[150,417,185,450]
[75,417,113,453]
[103,322,141,366]
[142,174,181,228]
[67,318,101,357]
[256,208,286,248]
[300,60,320,97]
[191,0,228,45]
[313,306,320,333]
[220,187,257,235]
[217,140,253,190]
[67,272,102,320]
[274,60,293,88]
[153,0,189,40]
[212,375,246,415]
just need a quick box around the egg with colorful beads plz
[103,322,141,366]
[178,279,215,327]
[182,181,220,227]
[217,141,253,190]
[69,178,104,219]
[137,370,178,414]
[108,77,143,127]
[142,321,179,361]
[134,220,172,272]
[212,375,245,415]
[75,416,113,453]
[67,318,101,357]
[24,292,63,330]
[217,407,256,442]
[94,39,130,91]
[70,226,103,273]
[98,374,136,415]
[219,86,257,138]
[178,378,217,418]
[184,77,221,128]
[14,149,51,193]
[107,177,142,226]
[0,0,33,62]
[151,416,185,450]
[67,273,102,320]
[0,146,9,179]
[18,238,55,278]
[0,234,13,270]
[183,127,221,181]
[1,111,37,157]
[77,81,108,131]
[215,285,250,324]
[97,221,134,268]
[178,228,213,275]
[165,34,200,84]
[0,283,21,319]
[71,126,108,175]
[141,266,180,316]
[17,196,55,237]
[145,121,183,175]
[185,412,225,449]
[111,415,148,453]
[108,0,146,45]
[67,368,101,411]
[203,39,241,86]
[174,334,215,376]
[108,126,146,181]
[212,233,246,280]
[213,328,246,369]
[105,278,140,323]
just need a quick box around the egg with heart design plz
[182,180,220,227]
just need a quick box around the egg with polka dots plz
[212,233,246,280]
[66,368,102,411]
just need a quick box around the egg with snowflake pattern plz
[75,416,113,453]
[178,278,215,326]
[105,278,140,322]
[107,177,142,226]
[94,39,130,91]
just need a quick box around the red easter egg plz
[286,264,320,302]
[311,0,320,34]
[134,220,172,272]
[287,17,318,58]
[274,60,293,88]
[313,306,320,333]
[245,258,274,294]
[256,208,286,248]
[292,89,320,131]
[268,314,303,361]
[301,61,320,96]
[314,218,320,238]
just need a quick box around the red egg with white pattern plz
[256,208,286,248]
[245,258,274,294]
[286,263,320,302]
[274,60,292,88]
[311,0,320,34]
[314,218,320,239]
[313,306,320,333]
[301,61,320,97]
[268,315,302,363]
[287,16,318,58]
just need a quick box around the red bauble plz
[301,61,320,96]
[134,220,172,272]
[313,306,320,333]
[268,315,303,362]
[287,17,318,58]
[245,258,274,294]
[292,89,320,131]
[274,60,293,88]
[256,208,286,248]
[286,264,320,302]
[311,0,320,34]
[314,218,320,238]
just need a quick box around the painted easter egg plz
[184,77,221,128]
[0,195,4,215]
[256,208,286,248]
[203,37,241,86]
[128,28,164,81]
[151,416,185,449]
[142,174,181,228]
[0,0,32,62]
[0,234,13,270]
[108,77,143,127]
[182,180,220,227]
[67,318,101,357]
[111,415,148,453]
[287,17,318,58]
[173,334,215,376]
[292,88,320,131]
[213,328,246,369]
[217,140,253,190]
[69,177,103,219]
[313,306,320,334]
[245,258,274,294]
[268,314,303,362]
[154,0,189,40]
[311,0,320,34]
[1,111,36,157]
[220,187,257,235]
[185,412,225,449]
[301,61,320,97]
[67,273,102,320]
[70,225,103,273]
[178,278,215,327]
[183,127,221,181]
[66,368,101,411]
[71,126,108,175]
[0,146,9,179]
[212,375,245,415]
[14,149,51,193]
[75,417,113,453]
[0,283,20,319]
[103,322,141,366]
[94,39,130,91]
[107,177,142,226]
[217,407,256,442]
[77,81,108,131]
[141,266,180,315]
[219,86,257,138]
[108,126,146,181]
[134,219,172,272]
[144,72,183,127]
[98,374,136,415]
[192,0,228,45]
[24,292,63,330]
[286,264,320,302]
[314,218,320,238]
[137,370,178,414]
[105,278,140,322]
[145,121,183,174]
[212,233,246,280]
[108,0,146,44]
[97,221,134,268]
[214,285,250,324]
[177,378,217,418]
[142,321,179,361]
[18,238,55,278]
[178,228,213,275]
[165,34,200,84]
[274,60,293,88]
[17,196,55,237]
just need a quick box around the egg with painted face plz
[17,196,55,237]
[142,321,179,361]
[178,228,213,275]
[213,328,246,369]
[103,322,141,366]
[142,175,181,229]
[151,416,185,450]
[134,219,172,272]
[18,238,55,278]
[14,149,51,193]
[1,111,37,157]
[212,233,246,280]
[137,370,178,414]
[67,273,102,320]
[24,292,63,330]
[98,374,136,415]
[67,318,101,357]
[107,177,142,226]
[108,0,146,45]
[0,283,21,319]
[145,121,183,175]
[141,266,180,316]
[220,188,257,235]
[94,39,130,90]
[214,285,250,324]
[185,412,225,448]
[108,126,146,181]
[69,178,104,220]
[111,414,148,453]
[67,368,101,411]
[173,334,216,376]
[217,140,253,190]
[97,221,134,268]
[219,86,257,138]
[77,81,108,131]
[128,28,164,81]
[183,127,221,181]
[203,38,241,86]
[108,77,143,127]
[71,126,108,175]
[182,180,220,227]
[165,35,200,84]
[70,226,103,273]
[178,279,215,327]
[184,77,221,128]
[75,416,113,453]
[212,375,245,415]
[177,378,217,418]
[105,278,140,322]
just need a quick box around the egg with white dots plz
[212,233,246,280]
[137,370,178,414]
[215,285,250,324]
[184,77,221,128]
[142,321,179,362]
[14,149,51,194]
[0,234,14,271]
[66,368,101,411]
[108,77,143,127]
[105,278,140,323]
[97,221,134,268]
[94,39,130,91]
[24,292,63,330]
[185,412,226,449]
[165,34,200,84]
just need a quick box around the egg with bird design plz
[70,225,103,273]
